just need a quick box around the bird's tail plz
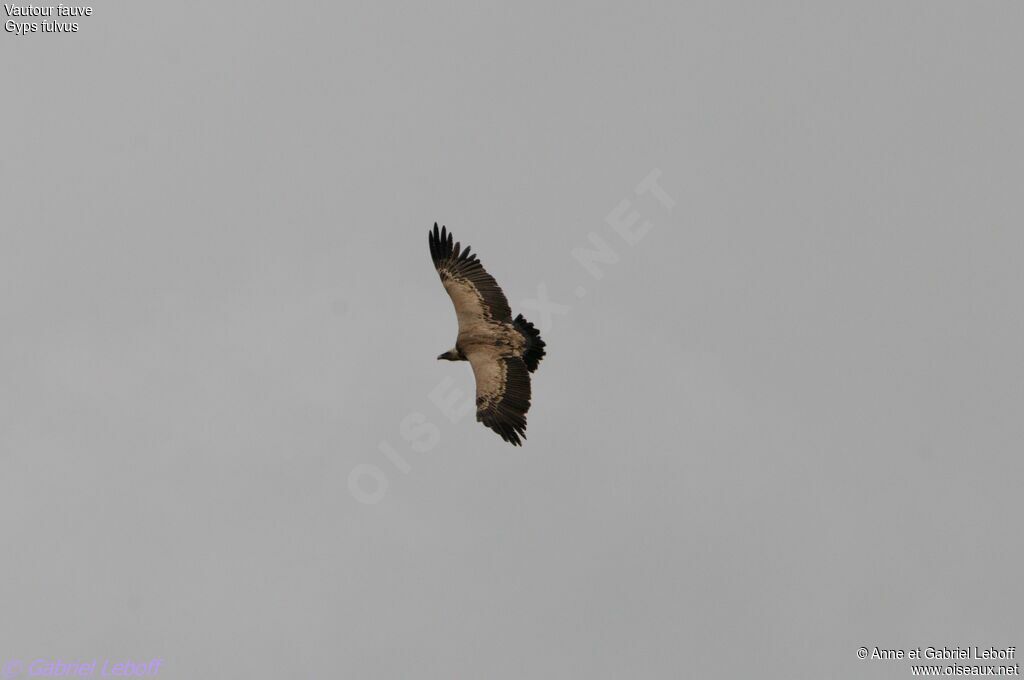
[513,314,546,373]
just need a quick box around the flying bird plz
[429,223,546,446]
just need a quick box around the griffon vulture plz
[429,223,546,446]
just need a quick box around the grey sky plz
[2,2,1022,678]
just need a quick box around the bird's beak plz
[437,353,446,360]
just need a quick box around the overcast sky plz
[2,2,1022,678]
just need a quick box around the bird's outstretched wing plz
[465,350,532,446]
[429,223,512,326]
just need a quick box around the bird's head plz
[437,349,462,361]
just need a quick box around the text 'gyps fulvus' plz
[429,224,546,446]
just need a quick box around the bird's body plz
[450,320,524,359]
[429,224,545,446]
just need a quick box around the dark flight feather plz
[474,357,532,446]
[429,223,512,322]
